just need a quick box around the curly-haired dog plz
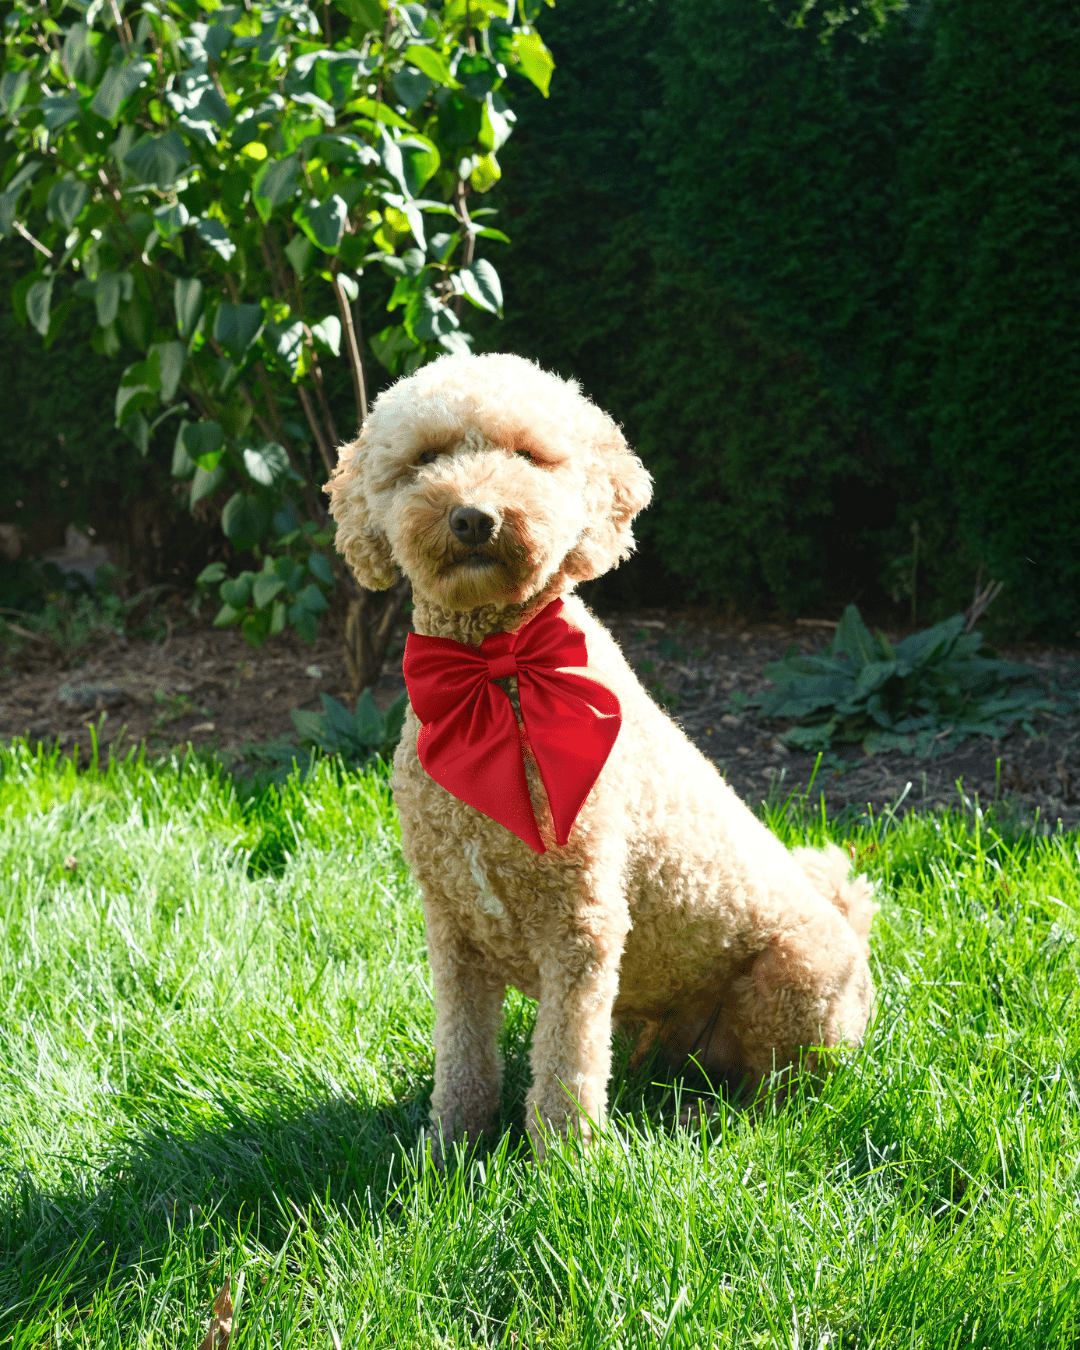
[327,353,875,1154]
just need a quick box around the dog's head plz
[326,353,653,610]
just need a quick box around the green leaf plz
[91,58,153,122]
[369,324,419,374]
[26,279,53,338]
[120,411,151,456]
[436,92,483,147]
[393,68,434,112]
[397,135,441,194]
[352,686,383,739]
[253,155,300,223]
[115,363,158,424]
[191,461,226,507]
[264,319,307,378]
[333,0,383,31]
[174,277,204,341]
[297,582,329,614]
[123,130,190,188]
[831,604,876,673]
[95,272,124,329]
[469,152,501,194]
[196,561,227,587]
[343,98,414,131]
[513,30,554,97]
[384,690,408,745]
[221,493,271,551]
[220,572,254,607]
[285,232,314,279]
[182,420,225,470]
[291,707,327,742]
[852,660,897,700]
[310,315,341,355]
[0,71,31,117]
[289,605,318,644]
[194,217,236,261]
[172,423,197,479]
[241,609,271,648]
[148,341,187,403]
[213,302,264,357]
[321,692,356,738]
[47,180,88,230]
[458,260,502,315]
[302,194,348,252]
[411,290,459,340]
[153,201,190,239]
[307,551,335,586]
[213,602,242,628]
[402,44,456,85]
[252,573,286,608]
[242,441,290,489]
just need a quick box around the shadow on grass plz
[0,997,763,1339]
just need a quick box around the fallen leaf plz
[63,855,78,871]
[198,1276,233,1350]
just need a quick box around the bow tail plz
[416,686,547,854]
[518,669,622,846]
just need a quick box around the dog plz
[327,352,875,1155]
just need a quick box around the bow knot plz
[403,599,622,853]
[486,651,518,681]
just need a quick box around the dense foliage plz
[0,0,552,670]
[2,0,1077,639]
[488,0,1080,634]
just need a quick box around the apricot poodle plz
[327,353,875,1154]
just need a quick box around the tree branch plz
[331,272,368,429]
[13,221,53,259]
[297,384,336,480]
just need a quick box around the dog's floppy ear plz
[325,433,398,590]
[566,408,653,582]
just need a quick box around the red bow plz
[403,599,622,853]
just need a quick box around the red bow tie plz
[402,599,622,853]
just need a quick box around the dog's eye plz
[515,449,533,461]
[416,449,440,466]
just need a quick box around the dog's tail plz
[792,842,877,957]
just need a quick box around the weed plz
[291,688,407,770]
[749,604,1064,756]
[0,565,172,662]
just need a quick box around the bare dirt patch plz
[2,598,1077,831]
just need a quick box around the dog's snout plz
[449,504,496,546]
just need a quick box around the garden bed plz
[1,599,1077,830]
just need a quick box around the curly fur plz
[327,352,875,1155]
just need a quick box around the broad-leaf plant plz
[0,0,552,686]
[749,605,1058,758]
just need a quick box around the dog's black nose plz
[449,505,496,546]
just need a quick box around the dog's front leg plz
[526,918,626,1157]
[425,907,506,1157]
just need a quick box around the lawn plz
[1,740,1078,1348]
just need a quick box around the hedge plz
[487,0,1080,635]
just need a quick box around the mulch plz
[2,597,1077,833]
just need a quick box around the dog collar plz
[403,599,622,853]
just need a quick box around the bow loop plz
[403,599,621,853]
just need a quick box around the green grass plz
[1,740,1079,1348]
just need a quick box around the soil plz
[2,597,1078,832]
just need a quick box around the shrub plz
[0,0,553,683]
